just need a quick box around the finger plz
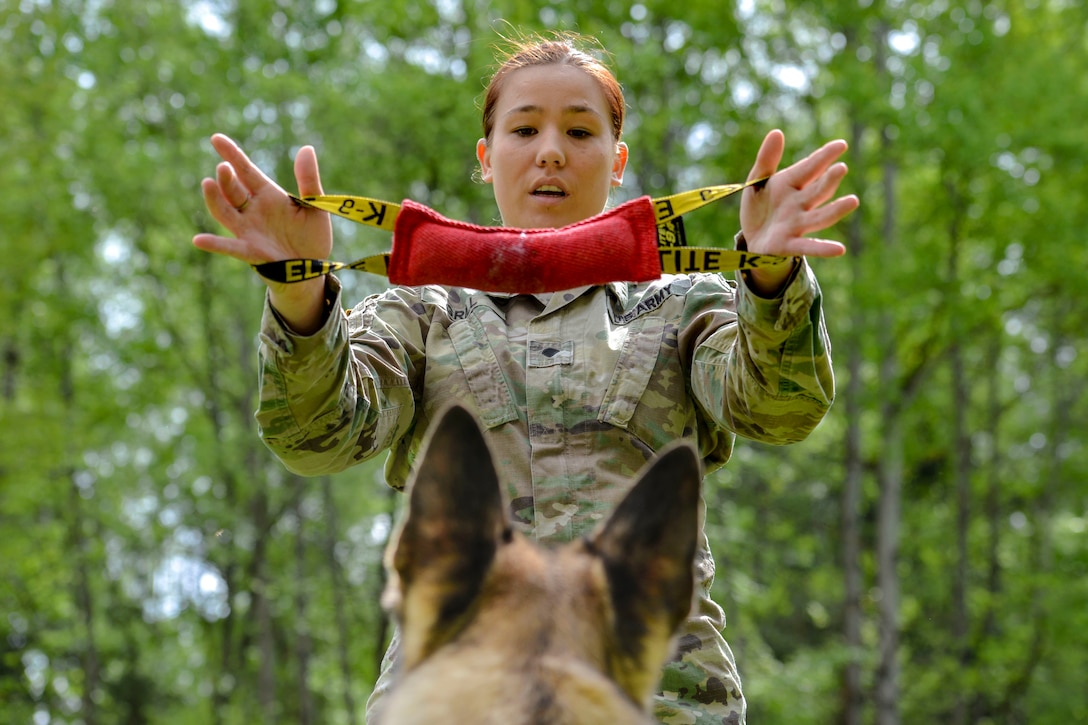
[192,231,250,258]
[210,133,279,195]
[800,194,860,234]
[201,177,240,228]
[215,162,252,210]
[294,145,325,198]
[780,139,849,190]
[787,236,847,259]
[801,162,850,211]
[747,129,785,183]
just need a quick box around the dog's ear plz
[385,404,508,665]
[591,442,701,679]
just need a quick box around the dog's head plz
[380,404,701,723]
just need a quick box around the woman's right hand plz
[193,133,333,334]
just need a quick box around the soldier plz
[194,32,858,724]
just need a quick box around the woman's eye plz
[514,127,536,137]
[569,129,591,138]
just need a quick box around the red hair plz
[481,33,626,143]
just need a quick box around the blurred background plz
[2,1,1086,723]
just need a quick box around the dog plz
[375,404,702,724]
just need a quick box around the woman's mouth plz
[532,185,567,198]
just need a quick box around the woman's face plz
[476,63,628,230]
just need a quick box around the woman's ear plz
[612,141,629,186]
[476,138,493,183]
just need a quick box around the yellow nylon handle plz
[290,176,769,231]
[267,176,789,283]
[292,195,400,231]
[652,177,767,224]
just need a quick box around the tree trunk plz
[68,471,100,725]
[839,117,867,725]
[293,489,315,725]
[874,413,902,725]
[972,335,1004,722]
[950,338,972,725]
[322,478,360,725]
[253,488,277,720]
[1,333,16,401]
[874,85,901,725]
[371,485,398,676]
[56,259,100,725]
[946,180,972,725]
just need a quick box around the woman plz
[194,33,857,725]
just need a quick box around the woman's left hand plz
[740,129,859,293]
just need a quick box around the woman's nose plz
[535,129,566,167]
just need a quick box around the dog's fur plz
[376,405,702,725]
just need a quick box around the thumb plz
[748,129,785,182]
[295,145,324,197]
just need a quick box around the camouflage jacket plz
[256,262,833,722]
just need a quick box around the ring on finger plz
[236,195,252,212]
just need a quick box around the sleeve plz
[688,259,835,446]
[255,275,424,476]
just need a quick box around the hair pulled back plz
[481,32,626,143]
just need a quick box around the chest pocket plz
[448,314,519,428]
[598,316,666,429]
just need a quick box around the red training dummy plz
[387,197,661,293]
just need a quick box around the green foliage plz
[2,0,1086,723]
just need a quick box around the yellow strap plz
[652,178,767,225]
[253,246,790,284]
[658,247,791,275]
[255,176,788,283]
[254,255,392,283]
[292,195,400,231]
[289,177,768,231]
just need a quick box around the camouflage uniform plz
[256,259,833,725]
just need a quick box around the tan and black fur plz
[376,405,702,725]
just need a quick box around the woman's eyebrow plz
[504,103,603,118]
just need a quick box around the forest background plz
[2,0,1086,723]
